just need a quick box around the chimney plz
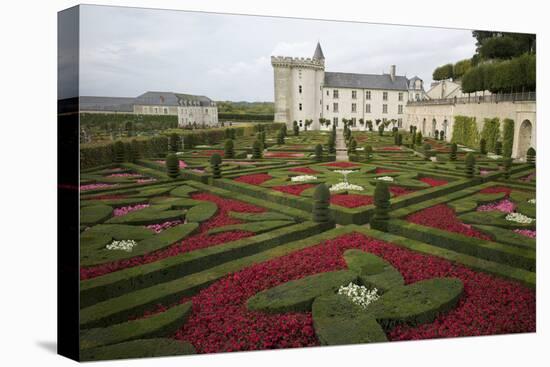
[390,65,396,81]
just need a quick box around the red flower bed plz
[264,152,305,158]
[168,232,534,353]
[407,204,491,240]
[85,194,127,200]
[80,193,265,280]
[375,168,399,174]
[272,184,315,196]
[419,177,448,187]
[234,173,273,185]
[194,150,225,157]
[288,167,319,174]
[322,162,359,168]
[330,194,373,208]
[389,186,416,197]
[479,186,513,196]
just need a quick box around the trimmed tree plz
[277,129,285,145]
[439,130,445,141]
[465,152,476,178]
[252,140,263,159]
[526,147,536,165]
[312,183,331,223]
[378,124,385,136]
[328,134,336,154]
[502,118,515,158]
[416,131,423,145]
[281,124,287,137]
[293,121,299,136]
[224,139,235,159]
[169,133,179,153]
[315,144,323,162]
[423,143,433,160]
[166,153,180,179]
[348,138,357,154]
[370,181,391,231]
[450,143,458,161]
[210,153,222,178]
[365,145,373,162]
[503,157,512,179]
[396,133,403,146]
[479,138,487,155]
[495,141,503,156]
[114,141,125,163]
[130,139,140,162]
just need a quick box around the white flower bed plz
[505,212,535,224]
[528,198,536,204]
[460,147,475,152]
[487,153,502,160]
[291,175,317,182]
[375,176,394,182]
[338,283,380,310]
[106,239,138,252]
[334,170,356,176]
[329,182,364,192]
[195,145,211,148]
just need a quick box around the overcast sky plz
[77,5,477,101]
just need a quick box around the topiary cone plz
[166,153,180,179]
[526,147,536,166]
[315,144,323,162]
[465,152,476,178]
[224,139,234,159]
[370,181,391,231]
[312,184,331,223]
[450,143,457,161]
[210,153,222,178]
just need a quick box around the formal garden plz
[78,122,536,361]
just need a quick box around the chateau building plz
[272,42,426,130]
[80,91,218,127]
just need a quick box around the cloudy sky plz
[77,4,477,101]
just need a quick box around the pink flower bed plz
[514,229,536,238]
[375,168,399,174]
[80,183,116,191]
[407,204,491,240]
[389,186,416,197]
[477,199,516,213]
[520,172,536,182]
[156,160,187,169]
[86,194,126,200]
[322,162,359,168]
[234,173,273,185]
[146,220,184,234]
[162,232,535,353]
[419,177,448,187]
[107,173,142,178]
[330,194,373,208]
[479,186,513,196]
[113,204,150,217]
[193,150,225,157]
[264,152,305,158]
[136,178,157,184]
[80,193,265,280]
[288,167,319,174]
[271,184,315,196]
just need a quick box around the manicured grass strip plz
[80,223,345,329]
[81,205,113,226]
[80,221,330,308]
[80,338,195,361]
[80,302,192,350]
[473,225,536,250]
[228,211,294,222]
[207,220,292,235]
[121,162,170,180]
[354,225,535,287]
[186,202,217,223]
[81,198,149,208]
[105,207,186,225]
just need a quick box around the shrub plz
[526,147,536,165]
[434,129,439,139]
[252,140,263,159]
[465,152,476,178]
[370,182,390,231]
[423,143,432,160]
[396,134,403,146]
[165,154,180,179]
[365,145,373,161]
[312,184,331,223]
[130,139,140,162]
[495,141,503,155]
[439,130,445,141]
[169,133,180,153]
[184,134,194,149]
[502,118,515,158]
[281,124,287,137]
[224,139,235,159]
[114,141,125,163]
[451,115,479,147]
[328,134,336,154]
[348,138,357,154]
[416,131,422,145]
[481,118,500,152]
[378,124,385,136]
[210,153,222,178]
[315,144,323,161]
[503,157,512,179]
[277,129,285,145]
[450,143,457,161]
[480,138,487,155]
[293,121,299,136]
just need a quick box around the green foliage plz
[315,144,323,161]
[223,139,234,159]
[80,339,195,361]
[450,143,457,161]
[129,139,140,162]
[364,145,373,161]
[252,140,263,159]
[277,129,285,145]
[247,270,357,313]
[502,118,515,158]
[169,133,180,152]
[186,202,218,222]
[327,134,336,154]
[451,115,479,147]
[526,147,536,165]
[281,124,287,137]
[378,124,385,136]
[293,120,299,136]
[210,153,222,178]
[495,141,503,155]
[343,250,404,292]
[165,153,180,179]
[113,141,125,163]
[415,131,422,145]
[453,59,472,79]
[465,152,476,178]
[423,144,433,160]
[480,118,500,152]
[370,182,390,231]
[479,138,487,155]
[503,157,512,179]
[396,133,403,146]
[216,100,274,115]
[81,205,113,226]
[433,63,454,81]
[348,138,357,154]
[312,184,331,223]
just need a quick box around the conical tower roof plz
[313,42,325,60]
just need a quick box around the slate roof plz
[79,96,135,112]
[313,42,325,60]
[135,91,213,106]
[324,72,409,91]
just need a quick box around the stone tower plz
[271,42,325,129]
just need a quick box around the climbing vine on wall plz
[451,115,479,147]
[480,117,501,153]
[502,118,515,158]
